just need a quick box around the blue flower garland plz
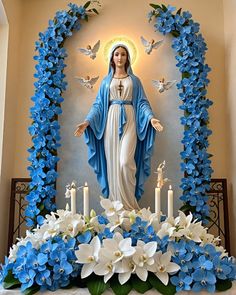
[148,4,213,224]
[26,2,99,227]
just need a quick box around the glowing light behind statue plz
[103,36,138,65]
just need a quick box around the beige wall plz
[223,0,236,255]
[0,0,22,261]
[0,0,234,260]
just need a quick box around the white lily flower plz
[100,232,135,263]
[148,251,180,285]
[133,241,157,281]
[100,198,123,216]
[75,236,101,278]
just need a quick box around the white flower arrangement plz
[2,198,235,295]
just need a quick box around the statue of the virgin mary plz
[74,44,163,210]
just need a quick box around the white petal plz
[81,262,95,278]
[103,238,118,250]
[104,272,114,283]
[160,251,171,265]
[100,198,112,210]
[113,201,123,211]
[91,236,101,258]
[75,245,93,263]
[166,262,180,273]
[136,267,148,281]
[94,263,109,276]
[137,240,145,247]
[118,272,131,285]
[114,232,123,243]
[155,271,169,286]
[144,242,157,257]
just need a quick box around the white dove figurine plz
[78,40,100,59]
[141,36,164,54]
[152,78,177,93]
[75,75,99,89]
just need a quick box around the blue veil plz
[84,44,156,201]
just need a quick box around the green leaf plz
[149,4,162,10]
[23,285,40,295]
[131,275,152,293]
[87,275,109,295]
[84,1,91,9]
[3,271,20,289]
[110,275,132,295]
[148,273,176,295]
[171,30,180,37]
[176,8,182,15]
[216,279,232,292]
[179,203,195,213]
[182,72,191,79]
[161,4,168,12]
[39,203,44,211]
[92,8,99,15]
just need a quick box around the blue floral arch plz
[26,2,213,227]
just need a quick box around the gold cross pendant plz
[118,80,124,97]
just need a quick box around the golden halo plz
[104,36,137,65]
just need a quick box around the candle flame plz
[85,182,88,186]
[169,185,172,190]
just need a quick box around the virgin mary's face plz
[112,47,128,69]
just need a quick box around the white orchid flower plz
[133,241,157,281]
[107,211,126,232]
[99,232,135,263]
[117,258,136,285]
[89,216,106,233]
[94,255,119,283]
[178,222,204,243]
[157,222,175,239]
[175,210,193,228]
[63,217,85,238]
[100,198,123,216]
[138,208,152,221]
[75,236,101,278]
[148,251,180,285]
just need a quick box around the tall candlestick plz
[168,185,173,218]
[71,187,76,215]
[83,182,89,217]
[155,186,161,215]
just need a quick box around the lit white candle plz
[71,186,76,215]
[83,182,89,217]
[155,186,161,215]
[168,185,173,218]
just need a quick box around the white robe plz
[104,76,140,210]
